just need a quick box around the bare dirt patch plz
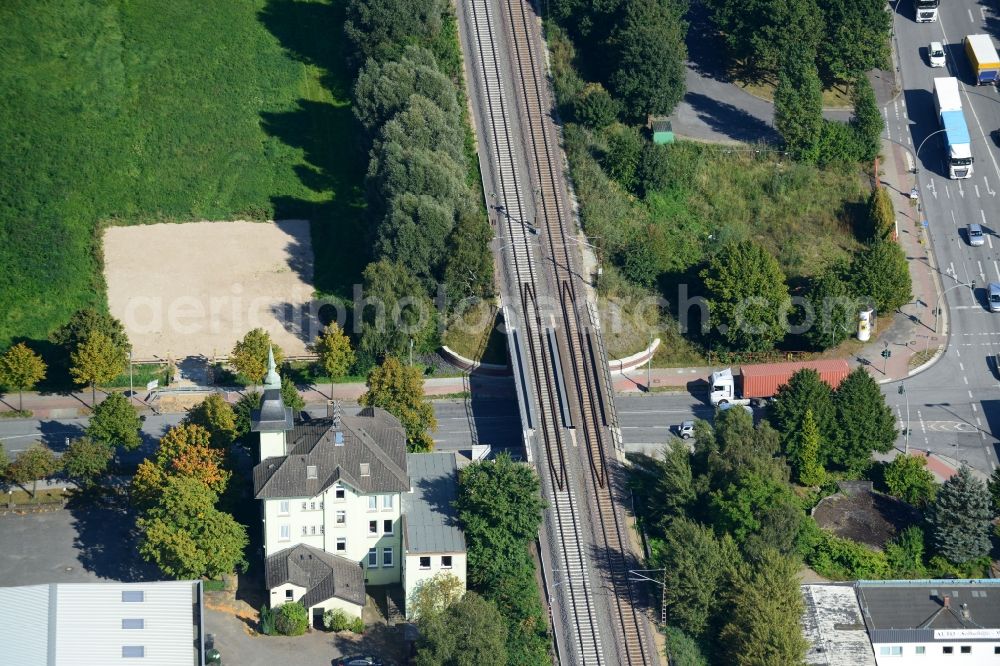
[104,221,316,361]
[813,482,922,549]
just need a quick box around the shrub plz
[274,602,308,636]
[259,606,276,636]
[816,120,863,167]
[574,83,619,130]
[323,608,352,632]
[349,617,365,634]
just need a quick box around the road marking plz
[919,410,926,433]
[990,234,994,249]
[883,108,891,141]
[960,361,966,371]
[986,176,997,196]
[978,261,985,280]
[905,151,914,171]
[995,260,1000,281]
[946,185,951,199]
[976,183,981,197]
[959,179,965,197]
[969,7,975,21]
[969,390,975,399]
[977,416,983,427]
[973,403,978,412]
[965,375,970,384]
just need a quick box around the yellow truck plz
[965,34,1000,85]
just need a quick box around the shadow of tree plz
[257,0,371,299]
[67,492,160,582]
[684,93,780,144]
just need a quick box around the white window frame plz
[336,537,347,552]
[383,519,393,535]
[278,500,290,515]
[334,486,346,501]
[367,548,378,567]
[279,525,290,541]
[336,510,346,525]
[419,556,431,570]
[310,525,316,535]
[301,501,307,511]
[441,555,453,569]
[285,589,294,600]
[382,494,394,510]
[382,547,393,568]
[310,501,316,510]
[367,496,377,511]
[368,520,378,536]
[301,525,308,536]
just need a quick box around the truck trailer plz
[708,360,851,406]
[933,77,974,179]
[965,34,1000,85]
[914,0,939,21]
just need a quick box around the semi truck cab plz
[914,0,939,22]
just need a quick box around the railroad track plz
[463,0,654,662]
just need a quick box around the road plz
[883,0,1000,474]
[0,395,702,460]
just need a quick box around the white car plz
[928,42,946,68]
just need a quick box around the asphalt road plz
[882,0,1000,474]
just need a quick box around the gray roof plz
[801,584,876,666]
[402,452,466,555]
[252,388,294,432]
[0,581,201,665]
[254,406,409,499]
[266,544,365,607]
[856,579,1000,641]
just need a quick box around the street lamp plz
[898,383,910,455]
[913,128,949,174]
[934,279,976,334]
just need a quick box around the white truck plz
[933,77,974,179]
[914,0,939,22]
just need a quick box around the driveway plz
[674,0,855,143]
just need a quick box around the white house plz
[0,580,205,665]
[801,579,1000,665]
[402,452,468,617]
[251,351,466,623]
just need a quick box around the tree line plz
[632,367,1000,664]
[344,0,494,364]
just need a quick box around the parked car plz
[928,41,947,67]
[968,222,986,246]
[335,657,383,666]
[989,282,1000,312]
[676,420,695,439]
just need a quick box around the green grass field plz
[0,0,366,348]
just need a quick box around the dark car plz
[335,657,383,666]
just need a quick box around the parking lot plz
[0,500,406,665]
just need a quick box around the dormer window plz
[307,465,317,480]
[334,431,344,446]
[360,463,370,477]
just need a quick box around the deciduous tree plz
[805,266,859,350]
[344,0,444,69]
[833,367,897,473]
[574,83,620,130]
[851,76,883,162]
[70,331,128,405]
[701,240,790,351]
[609,0,687,118]
[352,48,457,132]
[184,393,237,450]
[851,239,912,314]
[230,329,283,386]
[50,308,131,357]
[867,186,896,241]
[86,392,142,452]
[816,0,891,85]
[774,43,823,163]
[884,525,927,578]
[360,356,436,451]
[136,476,248,579]
[663,625,709,666]
[62,437,113,488]
[414,591,508,666]
[8,444,61,498]
[233,391,262,442]
[442,208,495,306]
[926,466,993,564]
[155,424,230,494]
[988,467,1000,514]
[884,454,937,507]
[280,376,305,415]
[408,572,465,620]
[357,260,439,361]
[312,323,356,380]
[0,342,46,412]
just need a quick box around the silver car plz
[989,282,1000,312]
[968,223,985,246]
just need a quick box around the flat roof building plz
[0,580,204,666]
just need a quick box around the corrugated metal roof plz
[253,407,409,498]
[402,453,466,555]
[0,581,200,666]
[800,584,876,666]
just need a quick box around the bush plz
[349,617,365,634]
[816,120,863,167]
[259,606,276,636]
[574,83,619,130]
[323,608,356,632]
[274,602,308,636]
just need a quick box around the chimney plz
[942,595,951,609]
